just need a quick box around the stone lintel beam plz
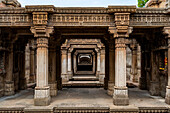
[108,6,136,13]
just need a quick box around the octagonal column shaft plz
[34,37,50,106]
[113,38,129,106]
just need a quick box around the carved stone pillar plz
[92,52,95,74]
[113,38,129,105]
[34,37,50,106]
[96,50,101,77]
[107,41,115,96]
[19,48,27,90]
[48,48,57,96]
[130,40,138,82]
[74,52,77,74]
[139,47,147,90]
[67,50,73,79]
[108,8,135,105]
[61,49,68,83]
[29,9,54,106]
[99,49,105,83]
[5,44,14,96]
[137,44,141,83]
[29,40,36,83]
[163,27,170,104]
[166,38,170,104]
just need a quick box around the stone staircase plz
[63,75,103,87]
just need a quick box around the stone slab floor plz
[0,88,169,109]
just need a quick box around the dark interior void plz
[77,65,93,71]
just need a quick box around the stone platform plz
[0,88,169,113]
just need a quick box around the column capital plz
[163,27,170,39]
[115,38,127,48]
[61,49,67,55]
[31,26,54,38]
[37,38,48,48]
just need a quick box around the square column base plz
[68,71,73,79]
[165,86,170,105]
[99,74,105,84]
[4,81,14,96]
[49,82,57,96]
[113,87,129,106]
[107,81,114,96]
[34,87,51,106]
[149,81,160,96]
[61,74,69,83]
[139,77,147,90]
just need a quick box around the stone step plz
[71,76,99,81]
[63,81,103,87]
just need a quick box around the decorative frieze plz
[49,14,114,26]
[55,7,107,14]
[130,14,170,26]
[0,14,31,26]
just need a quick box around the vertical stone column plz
[61,49,68,83]
[99,49,105,83]
[96,50,101,77]
[92,52,95,74]
[113,38,129,105]
[130,41,138,82]
[139,46,147,90]
[5,44,14,96]
[137,44,141,83]
[74,52,77,74]
[19,48,27,90]
[107,41,115,96]
[48,48,57,96]
[34,37,50,106]
[166,38,170,104]
[67,51,73,79]
[29,40,36,83]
